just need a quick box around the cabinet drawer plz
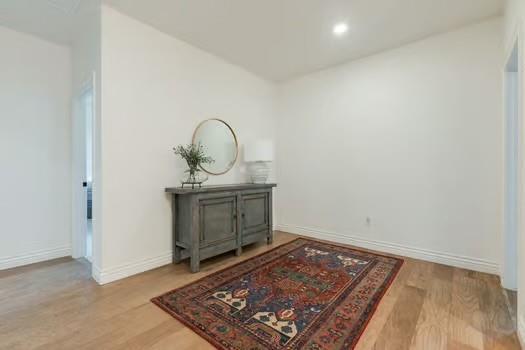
[241,192,269,235]
[199,195,237,247]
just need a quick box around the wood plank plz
[354,260,413,350]
[447,268,485,349]
[409,264,453,350]
[373,285,426,349]
[475,272,521,349]
[0,231,520,350]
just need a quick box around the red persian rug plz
[152,238,403,349]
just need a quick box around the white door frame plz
[72,73,96,260]
[502,24,523,291]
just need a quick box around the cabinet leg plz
[190,251,200,273]
[173,246,182,264]
[267,231,273,244]
[190,258,200,273]
[235,246,242,256]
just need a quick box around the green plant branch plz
[173,143,215,179]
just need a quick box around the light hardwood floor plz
[0,232,520,350]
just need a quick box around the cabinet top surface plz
[165,183,277,194]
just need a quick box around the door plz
[72,78,95,261]
[199,195,237,247]
[503,40,521,291]
[82,88,94,261]
[241,192,269,243]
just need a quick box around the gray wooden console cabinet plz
[165,184,276,272]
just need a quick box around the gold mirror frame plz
[192,118,239,176]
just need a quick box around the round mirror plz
[192,119,238,175]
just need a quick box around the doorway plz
[72,76,95,264]
[81,88,94,261]
[503,40,520,291]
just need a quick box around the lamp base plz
[249,162,270,184]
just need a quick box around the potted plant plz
[173,143,214,187]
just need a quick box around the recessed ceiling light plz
[333,23,348,36]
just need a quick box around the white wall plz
[97,6,276,283]
[276,18,503,274]
[0,26,72,269]
[504,0,525,344]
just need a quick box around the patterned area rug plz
[152,238,403,349]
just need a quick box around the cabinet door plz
[199,195,237,247]
[241,192,269,237]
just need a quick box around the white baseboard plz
[276,224,499,275]
[518,316,525,349]
[0,246,71,270]
[92,251,172,285]
[91,263,103,284]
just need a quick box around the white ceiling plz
[0,0,504,81]
[104,0,504,81]
[0,0,99,45]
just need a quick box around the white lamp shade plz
[244,140,274,162]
